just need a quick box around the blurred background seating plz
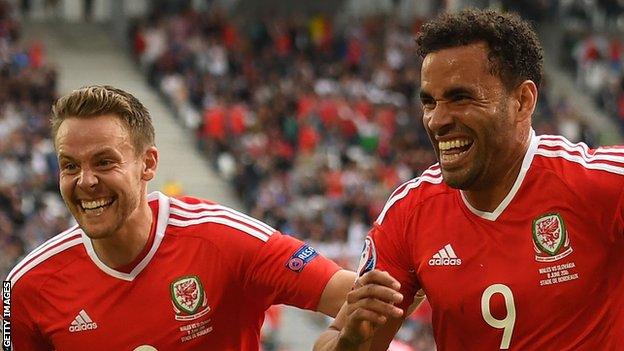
[3,0,624,349]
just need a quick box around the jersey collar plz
[81,191,170,281]
[459,129,538,221]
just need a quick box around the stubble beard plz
[441,163,482,190]
[77,211,123,240]
[69,199,125,240]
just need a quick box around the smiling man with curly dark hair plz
[315,8,624,351]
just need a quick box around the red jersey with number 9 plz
[361,133,624,350]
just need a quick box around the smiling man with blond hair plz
[6,85,355,350]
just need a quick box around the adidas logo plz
[69,309,98,332]
[428,244,462,266]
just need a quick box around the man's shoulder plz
[390,165,449,201]
[533,134,624,183]
[376,165,450,224]
[7,225,84,290]
[166,195,277,245]
[169,195,218,206]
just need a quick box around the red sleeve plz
[358,218,419,311]
[8,279,53,351]
[243,232,340,311]
[616,180,624,233]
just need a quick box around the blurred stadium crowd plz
[0,0,72,283]
[2,0,624,349]
[559,0,624,132]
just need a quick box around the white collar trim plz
[82,191,170,281]
[460,130,538,221]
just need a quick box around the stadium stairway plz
[21,20,241,208]
[22,20,325,350]
[537,21,622,144]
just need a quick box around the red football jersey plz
[361,133,624,350]
[7,192,339,350]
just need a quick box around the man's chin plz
[79,225,111,240]
[443,179,467,190]
[441,169,475,190]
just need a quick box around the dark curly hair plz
[416,8,543,91]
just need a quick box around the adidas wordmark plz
[428,244,462,266]
[69,309,98,332]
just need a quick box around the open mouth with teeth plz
[80,198,115,215]
[438,139,474,164]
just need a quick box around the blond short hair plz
[51,85,155,154]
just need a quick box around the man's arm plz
[11,316,53,351]
[7,281,53,351]
[317,269,357,317]
[314,270,409,351]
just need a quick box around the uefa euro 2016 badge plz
[532,213,573,262]
[170,275,211,321]
[357,236,377,277]
[286,244,319,272]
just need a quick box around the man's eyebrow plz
[58,153,75,161]
[419,90,433,101]
[91,148,118,158]
[419,86,475,101]
[58,147,118,161]
[442,87,474,99]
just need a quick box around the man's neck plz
[463,162,522,212]
[91,202,154,269]
[463,130,531,213]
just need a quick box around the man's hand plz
[336,270,404,348]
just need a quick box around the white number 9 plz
[481,284,516,349]
[134,346,158,351]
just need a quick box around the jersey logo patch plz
[532,213,573,262]
[357,237,377,276]
[170,275,211,321]
[428,244,462,266]
[286,244,318,272]
[69,309,98,332]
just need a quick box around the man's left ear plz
[512,80,538,122]
[141,146,158,181]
